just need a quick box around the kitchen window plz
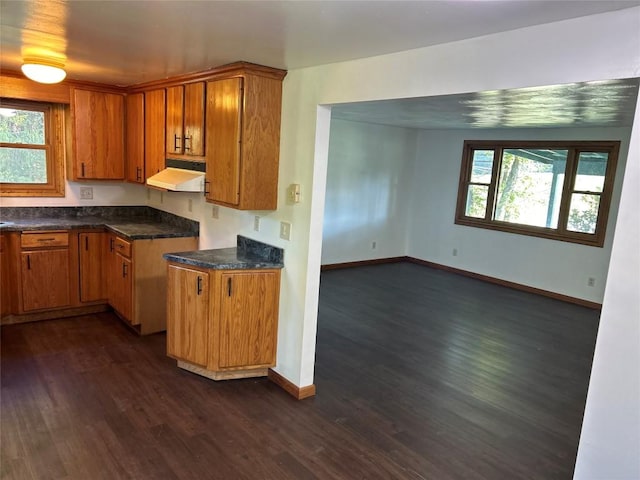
[455,140,620,247]
[0,99,65,197]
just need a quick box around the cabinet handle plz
[136,166,142,182]
[122,262,128,278]
[109,237,114,252]
[26,254,31,270]
[81,162,85,177]
[174,134,181,151]
[196,276,202,295]
[203,179,210,197]
[184,135,191,151]
[227,278,232,297]
[85,236,89,250]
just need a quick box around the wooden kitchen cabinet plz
[144,89,166,180]
[78,232,106,303]
[70,88,125,180]
[126,92,145,183]
[166,263,281,380]
[205,73,283,210]
[19,231,72,312]
[107,233,198,334]
[0,234,12,316]
[167,265,209,367]
[166,82,205,158]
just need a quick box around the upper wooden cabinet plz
[144,89,166,180]
[166,82,205,158]
[205,73,283,210]
[125,93,145,184]
[70,88,125,180]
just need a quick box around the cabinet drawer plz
[21,231,69,248]
[113,237,132,258]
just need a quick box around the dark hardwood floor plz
[1,262,599,479]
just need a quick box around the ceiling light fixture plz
[21,58,66,84]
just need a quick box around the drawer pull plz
[37,238,56,242]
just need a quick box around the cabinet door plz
[166,85,184,155]
[72,89,125,180]
[79,232,105,302]
[105,234,118,305]
[112,254,133,322]
[144,89,166,179]
[206,78,242,206]
[21,249,71,312]
[0,235,11,316]
[126,93,145,183]
[167,265,209,367]
[183,82,205,156]
[218,271,279,369]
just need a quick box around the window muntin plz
[455,141,619,247]
[0,99,64,197]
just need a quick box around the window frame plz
[0,99,65,197]
[455,140,620,247]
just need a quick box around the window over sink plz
[0,98,65,197]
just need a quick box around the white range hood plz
[146,167,205,192]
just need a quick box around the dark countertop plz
[164,236,284,270]
[0,207,199,240]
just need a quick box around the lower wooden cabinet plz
[21,248,71,312]
[79,232,106,302]
[106,234,198,334]
[166,263,281,380]
[167,265,209,367]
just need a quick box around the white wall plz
[321,118,416,264]
[274,7,639,478]
[573,98,640,480]
[407,126,631,304]
[0,180,147,207]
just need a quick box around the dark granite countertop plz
[164,236,284,270]
[0,207,199,240]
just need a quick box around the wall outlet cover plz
[280,221,292,241]
[79,186,93,200]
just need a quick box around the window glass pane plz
[0,148,48,183]
[567,193,600,234]
[574,152,608,192]
[494,149,568,228]
[465,185,488,218]
[470,150,494,183]
[0,108,45,144]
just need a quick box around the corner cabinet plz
[166,263,281,380]
[69,88,125,180]
[205,71,284,210]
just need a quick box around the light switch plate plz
[280,221,291,241]
[254,216,261,232]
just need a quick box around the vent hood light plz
[146,167,205,192]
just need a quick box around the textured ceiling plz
[331,79,640,129]
[0,1,639,85]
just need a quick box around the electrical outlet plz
[587,277,596,287]
[211,205,219,219]
[452,248,458,257]
[372,241,377,250]
[188,199,193,212]
[79,186,93,200]
[254,216,260,232]
[280,221,291,241]
[287,184,301,204]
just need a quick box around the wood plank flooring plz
[1,262,599,479]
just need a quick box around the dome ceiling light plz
[21,57,67,84]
